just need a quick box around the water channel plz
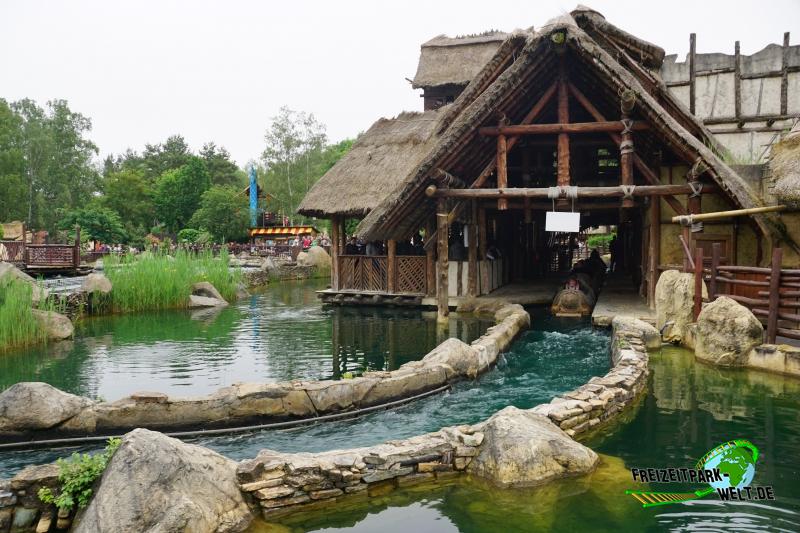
[2,279,798,532]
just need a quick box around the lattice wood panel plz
[338,256,387,292]
[396,256,427,294]
[26,245,75,266]
[0,241,24,262]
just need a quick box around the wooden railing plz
[1,225,81,271]
[338,255,427,295]
[0,241,25,263]
[694,244,800,343]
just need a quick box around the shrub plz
[38,437,122,512]
[104,248,241,312]
[0,277,61,351]
[587,233,615,250]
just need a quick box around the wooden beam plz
[478,207,487,259]
[426,183,719,199]
[496,134,508,210]
[689,33,697,115]
[436,198,449,322]
[567,82,688,216]
[478,121,650,136]
[781,32,790,115]
[468,200,478,297]
[387,239,397,293]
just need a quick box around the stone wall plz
[0,305,529,443]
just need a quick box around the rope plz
[687,157,709,181]
[620,118,635,136]
[0,384,453,451]
[619,88,637,114]
[547,187,561,199]
[620,140,635,155]
[621,185,636,200]
[688,181,703,198]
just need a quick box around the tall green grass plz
[0,277,47,351]
[104,249,242,313]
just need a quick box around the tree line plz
[0,99,353,247]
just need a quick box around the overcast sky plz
[2,0,798,167]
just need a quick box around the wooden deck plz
[591,274,654,326]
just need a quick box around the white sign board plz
[545,211,580,233]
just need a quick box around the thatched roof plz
[355,7,791,247]
[297,110,444,218]
[769,123,800,207]
[412,31,508,89]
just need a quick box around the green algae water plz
[251,346,800,533]
[0,279,491,400]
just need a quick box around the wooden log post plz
[620,91,635,209]
[497,134,508,211]
[426,217,436,297]
[556,75,570,208]
[648,196,660,308]
[689,33,697,115]
[709,241,721,301]
[331,216,340,290]
[767,247,783,343]
[468,200,478,297]
[436,198,450,322]
[694,246,704,319]
[387,239,397,293]
[74,225,81,269]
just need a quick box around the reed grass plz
[104,249,242,313]
[0,277,47,351]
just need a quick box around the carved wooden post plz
[468,200,478,297]
[497,134,508,211]
[436,198,449,322]
[620,90,635,209]
[766,247,783,344]
[556,72,570,206]
[387,239,397,293]
[693,246,704,320]
[330,216,340,290]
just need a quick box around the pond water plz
[256,346,800,533]
[0,279,491,400]
[0,308,610,478]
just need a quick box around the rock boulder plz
[655,270,706,343]
[467,406,598,487]
[0,382,92,432]
[304,246,331,269]
[81,273,112,294]
[74,428,252,533]
[191,281,227,303]
[31,309,74,340]
[421,338,483,378]
[695,296,763,366]
[0,261,49,304]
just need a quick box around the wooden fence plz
[694,244,800,343]
[338,255,427,295]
